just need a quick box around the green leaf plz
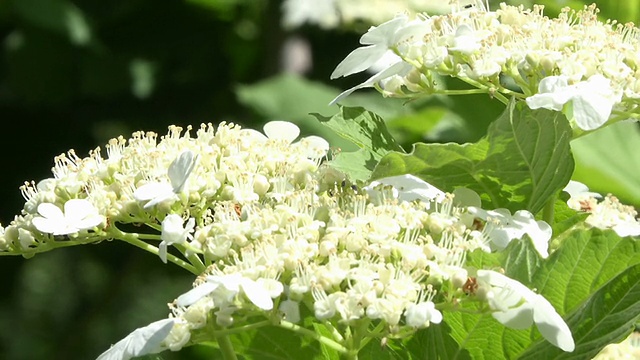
[312,106,404,182]
[519,264,640,359]
[327,149,379,183]
[313,106,404,156]
[503,237,543,285]
[371,99,574,214]
[571,121,640,208]
[404,322,472,360]
[445,309,531,360]
[228,325,321,360]
[532,229,640,314]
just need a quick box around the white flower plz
[477,270,574,352]
[134,150,197,209]
[32,199,104,235]
[331,15,408,79]
[526,75,621,131]
[159,214,195,263]
[96,318,175,360]
[177,274,281,311]
[364,174,445,205]
[329,15,429,104]
[563,180,602,201]
[468,207,551,258]
[404,301,442,328]
[562,181,640,237]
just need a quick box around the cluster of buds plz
[331,1,640,132]
[0,120,574,359]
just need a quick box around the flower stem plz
[216,333,238,360]
[279,320,348,354]
[113,228,199,274]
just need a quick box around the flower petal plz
[176,282,219,307]
[96,318,175,360]
[240,278,274,310]
[263,121,300,143]
[168,150,197,193]
[532,294,575,352]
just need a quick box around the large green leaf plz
[531,229,640,315]
[571,121,640,208]
[445,309,531,360]
[520,264,640,359]
[404,321,473,360]
[312,106,405,182]
[371,99,574,214]
[228,325,322,360]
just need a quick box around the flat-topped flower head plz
[330,2,640,132]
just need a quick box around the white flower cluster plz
[281,0,476,30]
[331,2,640,131]
[563,180,640,237]
[0,120,573,358]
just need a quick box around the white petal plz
[32,218,58,234]
[161,214,187,244]
[330,61,411,105]
[158,241,168,264]
[512,210,551,258]
[330,44,390,79]
[360,15,408,45]
[563,180,601,199]
[96,318,175,360]
[526,76,574,111]
[492,303,534,329]
[365,174,445,203]
[532,294,575,352]
[176,282,219,307]
[64,199,94,220]
[263,121,300,143]
[133,182,174,202]
[612,222,640,237]
[570,92,612,131]
[168,150,197,192]
[37,203,64,220]
[299,135,330,159]
[240,278,273,310]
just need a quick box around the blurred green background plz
[0,0,638,359]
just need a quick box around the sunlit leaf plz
[371,99,574,214]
